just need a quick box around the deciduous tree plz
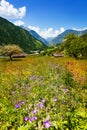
[0,44,23,61]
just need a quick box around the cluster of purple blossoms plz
[24,116,51,128]
[37,103,44,109]
[15,100,25,108]
[24,116,37,122]
[36,99,46,109]
[29,116,37,122]
[23,98,52,129]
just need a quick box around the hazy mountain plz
[46,37,54,42]
[30,30,49,45]
[23,27,48,45]
[50,29,87,44]
[0,17,47,53]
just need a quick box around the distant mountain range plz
[0,17,47,53]
[22,27,87,45]
[50,29,87,44]
[1,16,87,50]
[46,37,54,43]
[22,26,48,45]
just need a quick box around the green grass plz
[0,56,87,130]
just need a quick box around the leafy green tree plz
[0,44,23,61]
[63,33,85,58]
[80,41,87,57]
[80,34,87,57]
[53,33,87,59]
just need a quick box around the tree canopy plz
[0,44,23,61]
[59,33,87,58]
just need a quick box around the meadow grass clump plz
[0,56,87,129]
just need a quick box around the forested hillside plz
[0,17,47,53]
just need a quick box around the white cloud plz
[28,25,40,32]
[73,28,83,31]
[83,28,87,30]
[14,20,24,26]
[0,0,26,19]
[73,27,87,31]
[60,27,65,32]
[28,25,65,39]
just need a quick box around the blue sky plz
[0,0,87,38]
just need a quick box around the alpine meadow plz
[0,0,87,129]
[0,56,87,129]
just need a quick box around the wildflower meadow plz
[0,56,87,130]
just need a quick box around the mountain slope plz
[0,17,47,53]
[51,29,87,44]
[23,27,48,45]
[29,30,48,45]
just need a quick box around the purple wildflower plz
[37,103,44,109]
[62,87,67,91]
[20,101,25,105]
[29,116,37,122]
[32,109,38,114]
[53,98,57,102]
[33,116,37,120]
[24,117,29,122]
[29,117,34,122]
[61,115,65,119]
[15,103,20,108]
[15,100,25,108]
[44,120,51,128]
[41,99,46,103]
[30,75,35,80]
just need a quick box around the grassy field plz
[0,56,87,130]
